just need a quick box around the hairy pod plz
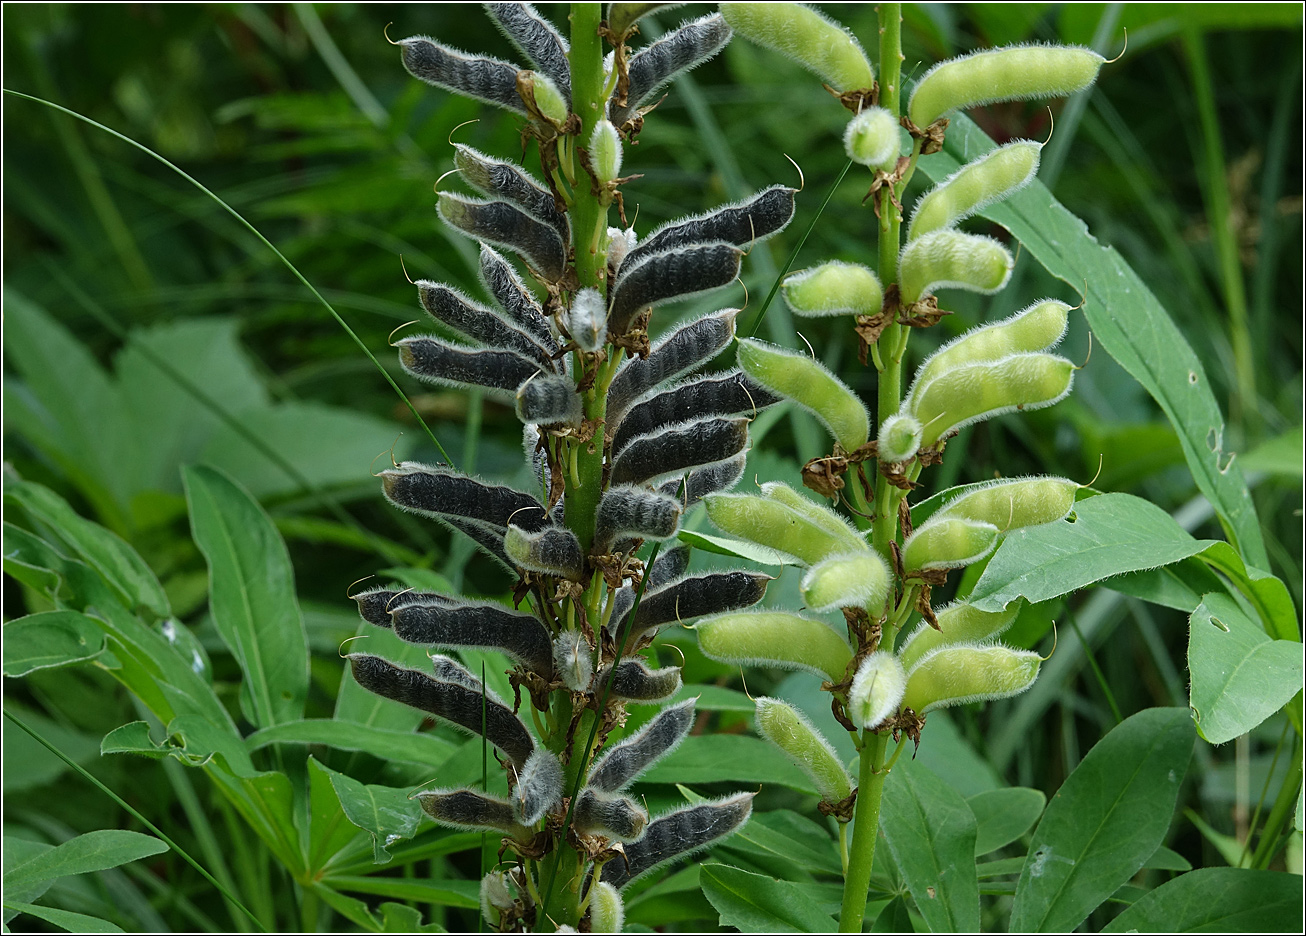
[599,793,754,889]
[438,193,567,282]
[607,225,637,270]
[596,658,683,703]
[907,299,1070,407]
[595,486,683,552]
[587,699,696,792]
[908,141,1042,241]
[398,36,526,114]
[589,119,623,187]
[612,372,779,455]
[607,309,740,420]
[610,416,750,486]
[485,3,571,102]
[575,790,649,843]
[800,552,891,613]
[480,870,516,927]
[388,598,553,674]
[352,585,452,628]
[587,880,626,934]
[901,515,1000,574]
[419,789,531,838]
[514,748,565,824]
[910,352,1075,445]
[416,279,555,365]
[516,373,582,427]
[624,186,797,269]
[737,338,870,451]
[877,412,922,463]
[647,544,691,589]
[844,107,900,168]
[759,482,869,554]
[610,13,732,125]
[898,229,1014,306]
[397,335,543,395]
[504,524,585,580]
[347,653,534,767]
[720,2,873,92]
[454,146,571,244]
[478,244,558,352]
[520,70,570,127]
[621,570,772,641]
[935,476,1077,532]
[902,643,1041,713]
[427,653,492,693]
[381,463,550,532]
[754,697,852,805]
[847,651,907,729]
[908,44,1105,129]
[677,453,748,506]
[695,610,852,682]
[553,629,594,691]
[897,600,1022,672]
[705,491,865,565]
[782,261,883,318]
[564,287,607,353]
[605,587,637,639]
[608,242,743,336]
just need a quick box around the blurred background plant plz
[3,4,1301,932]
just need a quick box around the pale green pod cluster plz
[738,338,870,451]
[908,44,1106,129]
[911,352,1075,446]
[588,881,624,933]
[907,141,1042,241]
[782,261,883,318]
[902,643,1040,713]
[877,412,922,463]
[847,651,907,729]
[801,552,891,613]
[695,611,853,682]
[589,119,623,186]
[845,107,900,168]
[935,476,1077,532]
[705,486,867,566]
[755,697,853,805]
[720,2,874,92]
[898,230,1013,306]
[901,515,999,574]
[897,600,1021,671]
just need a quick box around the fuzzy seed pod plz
[607,309,740,421]
[610,13,733,125]
[454,146,571,244]
[587,699,696,792]
[759,482,868,552]
[800,552,891,613]
[514,748,564,824]
[678,453,748,506]
[595,486,683,551]
[737,338,870,452]
[844,107,900,168]
[504,524,585,580]
[610,416,750,486]
[397,335,543,395]
[720,3,873,92]
[596,658,683,703]
[619,570,772,642]
[782,261,883,319]
[908,141,1042,241]
[599,793,754,889]
[480,870,517,927]
[934,476,1077,532]
[419,789,531,837]
[416,279,555,365]
[898,230,1014,306]
[754,697,852,804]
[647,544,691,589]
[398,36,526,114]
[902,643,1041,713]
[611,372,779,455]
[877,413,922,463]
[521,70,570,127]
[910,352,1075,446]
[695,610,852,682]
[606,226,638,271]
[381,463,550,532]
[847,651,907,729]
[624,186,797,268]
[485,4,571,102]
[516,373,583,427]
[439,193,568,282]
[478,245,558,351]
[574,789,649,843]
[353,586,452,628]
[908,44,1105,129]
[605,588,637,638]
[564,288,607,353]
[901,515,1000,574]
[589,120,623,186]
[587,880,626,933]
[553,630,594,692]
[608,242,743,336]
[427,653,488,693]
[388,598,553,674]
[704,491,865,566]
[897,600,1022,672]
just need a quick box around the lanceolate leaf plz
[1101,868,1304,933]
[700,863,838,933]
[1,830,168,891]
[2,610,107,676]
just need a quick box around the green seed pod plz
[901,515,999,574]
[934,476,1077,532]
[521,70,569,127]
[754,697,853,804]
[704,492,864,566]
[720,2,873,92]
[504,525,585,580]
[907,299,1070,408]
[589,119,623,186]
[847,651,907,729]
[902,643,1041,713]
[898,230,1014,306]
[910,352,1075,446]
[759,482,868,553]
[908,44,1105,130]
[907,141,1042,242]
[695,610,853,682]
[877,412,922,463]
[844,107,900,168]
[897,600,1022,672]
[737,338,870,451]
[480,870,516,927]
[782,261,883,319]
[801,552,891,613]
[553,630,593,692]
[588,880,625,933]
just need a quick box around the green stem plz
[1249,731,1302,869]
[839,731,890,931]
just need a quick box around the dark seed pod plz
[418,789,531,836]
[595,657,682,703]
[607,309,740,421]
[381,463,550,532]
[516,373,583,427]
[609,14,732,126]
[647,544,691,589]
[504,524,586,580]
[397,335,542,395]
[478,245,558,351]
[608,242,743,336]
[605,587,637,638]
[398,36,526,114]
[587,698,695,792]
[484,4,571,102]
[417,280,555,366]
[660,453,748,507]
[573,789,649,842]
[610,417,750,486]
[611,371,779,455]
[624,186,796,269]
[347,653,535,767]
[389,599,553,674]
[454,145,571,244]
[439,193,568,282]
[353,586,453,628]
[622,570,771,640]
[513,748,565,824]
[599,793,755,889]
[594,486,683,552]
[427,653,488,694]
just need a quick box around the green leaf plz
[1104,558,1226,612]
[2,901,124,934]
[1240,426,1304,479]
[700,863,838,933]
[969,493,1216,613]
[1102,868,1303,932]
[1188,592,1304,744]
[1196,541,1299,642]
[880,760,981,933]
[312,883,380,932]
[727,810,842,876]
[1060,4,1304,49]
[1143,844,1192,872]
[637,734,817,793]
[307,758,367,873]
[324,765,423,863]
[677,529,800,567]
[322,875,478,909]
[967,787,1046,856]
[666,682,757,712]
[1,830,168,891]
[870,894,914,933]
[245,719,459,769]
[1011,708,1195,932]
[3,708,101,794]
[2,611,107,676]
[184,464,308,728]
[379,901,438,932]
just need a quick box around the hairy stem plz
[839,730,889,931]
